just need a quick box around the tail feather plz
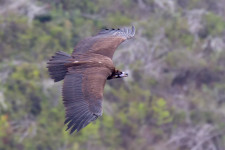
[47,51,72,82]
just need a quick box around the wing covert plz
[72,26,135,59]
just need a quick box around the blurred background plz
[1,0,225,150]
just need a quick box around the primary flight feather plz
[47,26,135,134]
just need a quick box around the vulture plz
[47,26,135,134]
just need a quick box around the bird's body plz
[68,53,115,71]
[47,26,135,133]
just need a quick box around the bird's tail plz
[47,51,72,82]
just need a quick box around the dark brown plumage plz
[47,26,135,134]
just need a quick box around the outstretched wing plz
[72,26,135,59]
[63,66,111,134]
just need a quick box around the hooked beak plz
[119,72,128,78]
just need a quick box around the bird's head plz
[112,71,128,79]
[117,72,128,78]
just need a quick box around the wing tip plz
[65,113,99,134]
[99,25,135,38]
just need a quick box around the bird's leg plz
[107,69,128,80]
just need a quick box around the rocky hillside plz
[1,0,225,150]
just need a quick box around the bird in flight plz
[47,26,135,134]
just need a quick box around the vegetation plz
[1,0,225,149]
